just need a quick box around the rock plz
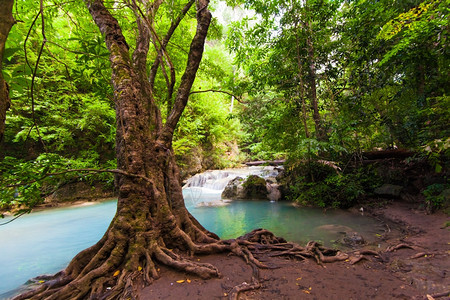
[221,177,245,199]
[221,175,273,200]
[374,184,403,197]
[267,183,281,201]
[341,232,365,247]
[242,175,269,199]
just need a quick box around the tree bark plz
[0,0,14,144]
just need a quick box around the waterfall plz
[182,166,283,208]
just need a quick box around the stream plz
[0,166,385,298]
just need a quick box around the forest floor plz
[139,201,449,300]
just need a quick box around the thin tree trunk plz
[295,24,310,138]
[303,0,322,139]
[0,0,15,144]
[306,25,322,139]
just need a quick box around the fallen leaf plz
[138,266,142,271]
[187,279,191,283]
[113,270,120,277]
[224,293,228,296]
[38,280,45,283]
[296,277,302,280]
[176,280,185,283]
[426,295,435,300]
[303,290,310,294]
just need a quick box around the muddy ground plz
[139,201,449,300]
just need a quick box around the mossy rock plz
[222,175,269,200]
[242,175,268,199]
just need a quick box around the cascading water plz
[182,166,281,208]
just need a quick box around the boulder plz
[222,175,273,200]
[242,175,269,199]
[221,177,246,199]
[267,183,281,201]
[341,232,365,247]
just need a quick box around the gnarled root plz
[12,233,223,300]
[410,252,433,259]
[14,228,353,300]
[386,243,415,252]
[349,255,370,265]
[225,229,353,299]
[228,264,261,300]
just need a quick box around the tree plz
[226,0,340,158]
[0,0,15,144]
[13,0,229,298]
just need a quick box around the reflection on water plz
[0,170,383,297]
[192,200,382,245]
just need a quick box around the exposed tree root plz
[350,249,385,263]
[414,291,450,300]
[13,228,367,300]
[349,255,370,265]
[223,229,352,300]
[386,243,415,252]
[426,291,450,299]
[410,252,433,259]
[228,264,261,300]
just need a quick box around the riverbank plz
[137,200,449,300]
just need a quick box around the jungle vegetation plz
[0,0,448,298]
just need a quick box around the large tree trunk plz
[13,1,228,299]
[0,0,14,144]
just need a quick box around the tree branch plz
[189,89,246,103]
[6,168,154,188]
[148,0,195,88]
[160,0,211,145]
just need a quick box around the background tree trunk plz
[0,0,14,144]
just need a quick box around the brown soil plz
[139,202,449,300]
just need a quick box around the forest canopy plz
[0,0,449,211]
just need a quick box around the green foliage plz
[423,183,449,211]
[173,42,244,170]
[421,137,450,173]
[283,161,380,208]
[0,154,115,216]
[2,0,243,198]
